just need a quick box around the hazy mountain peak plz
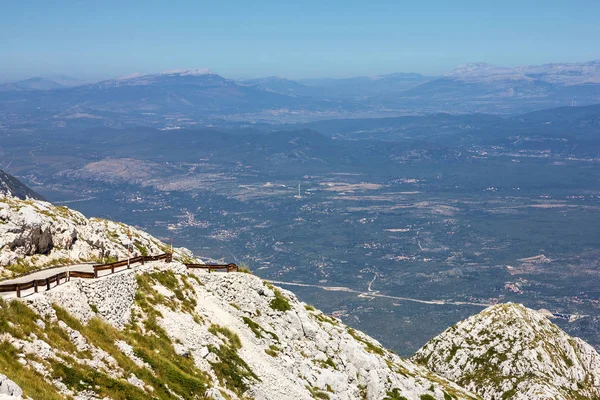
[114,72,145,80]
[0,76,80,92]
[160,68,215,76]
[446,59,600,85]
[446,62,517,78]
[412,303,600,400]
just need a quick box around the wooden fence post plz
[16,285,21,298]
[34,281,38,293]
[46,278,50,291]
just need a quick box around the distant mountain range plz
[0,75,84,92]
[447,60,600,85]
[0,61,599,129]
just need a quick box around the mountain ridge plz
[0,170,45,201]
[412,303,600,400]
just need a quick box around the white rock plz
[0,374,22,398]
[412,303,600,400]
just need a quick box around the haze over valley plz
[3,97,600,355]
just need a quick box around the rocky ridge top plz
[0,195,195,277]
[412,303,600,400]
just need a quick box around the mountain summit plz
[160,68,216,76]
[412,303,600,400]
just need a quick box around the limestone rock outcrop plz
[412,303,600,400]
[0,196,193,277]
[0,374,22,400]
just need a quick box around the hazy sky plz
[2,0,599,82]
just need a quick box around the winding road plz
[267,279,493,308]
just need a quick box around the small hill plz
[412,303,600,400]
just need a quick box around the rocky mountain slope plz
[0,194,194,278]
[412,303,600,400]
[0,259,481,400]
[0,171,45,201]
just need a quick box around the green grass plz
[49,357,148,400]
[5,258,37,275]
[384,388,408,400]
[107,230,120,242]
[55,303,212,399]
[0,341,63,400]
[243,316,265,339]
[135,271,198,314]
[0,300,197,399]
[133,242,149,257]
[313,312,338,326]
[54,273,212,400]
[209,324,242,350]
[0,341,64,400]
[306,385,331,399]
[265,344,281,357]
[242,317,279,342]
[304,304,339,326]
[268,286,292,312]
[237,262,252,274]
[347,328,385,356]
[0,269,274,399]
[208,324,259,395]
[315,357,337,370]
[0,300,82,356]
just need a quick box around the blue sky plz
[1,0,599,82]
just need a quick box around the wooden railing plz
[185,263,238,273]
[143,254,172,262]
[92,254,172,277]
[69,270,96,279]
[0,254,237,298]
[0,253,173,298]
[0,271,68,298]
